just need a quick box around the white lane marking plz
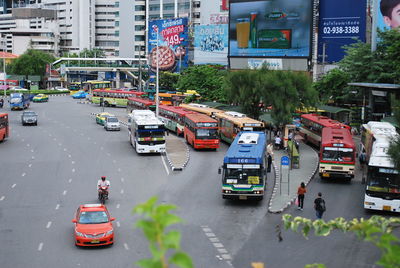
[22,173,26,177]
[202,227,212,233]
[120,189,124,194]
[11,184,16,188]
[53,138,56,141]
[68,154,71,158]
[73,129,77,132]
[32,156,35,160]
[27,143,30,147]
[217,248,228,254]
[205,232,216,237]
[123,243,129,250]
[116,204,120,209]
[72,168,75,173]
[100,147,104,150]
[221,254,231,260]
[121,177,124,183]
[87,137,90,140]
[107,153,110,156]
[0,196,5,201]
[28,164,32,168]
[209,237,219,243]
[68,179,72,183]
[49,134,52,137]
[31,149,34,153]
[38,242,44,251]
[46,221,52,229]
[118,168,121,172]
[63,148,67,151]
[116,221,121,227]
[94,142,97,145]
[161,155,170,175]
[213,243,224,248]
[80,133,83,136]
[112,160,116,164]
[58,143,62,146]
[22,139,25,142]
[71,161,75,165]
[62,190,67,195]
[55,204,60,210]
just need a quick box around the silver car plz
[104,116,120,131]
[21,111,38,126]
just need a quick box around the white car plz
[10,86,28,91]
[104,116,120,131]
[53,86,69,91]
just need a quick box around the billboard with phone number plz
[318,0,366,63]
[148,18,189,74]
[229,0,312,58]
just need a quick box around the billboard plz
[229,0,312,58]
[376,0,400,31]
[148,18,189,73]
[318,0,366,63]
[194,25,229,65]
[200,0,229,25]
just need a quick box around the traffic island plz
[164,134,190,171]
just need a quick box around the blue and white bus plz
[219,131,267,200]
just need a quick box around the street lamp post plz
[2,36,6,98]
[156,31,159,118]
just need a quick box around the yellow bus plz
[214,111,265,144]
[83,80,112,93]
[156,93,186,106]
[179,103,222,117]
[69,82,82,95]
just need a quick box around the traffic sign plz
[281,156,290,166]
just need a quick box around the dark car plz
[21,111,38,126]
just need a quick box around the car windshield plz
[78,211,109,224]
[24,112,36,116]
[107,117,118,122]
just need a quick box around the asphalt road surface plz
[0,95,392,268]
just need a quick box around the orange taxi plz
[72,204,115,246]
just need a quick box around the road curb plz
[164,140,190,171]
[267,145,319,214]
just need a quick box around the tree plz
[7,49,55,77]
[133,197,193,268]
[160,72,180,91]
[313,68,351,104]
[175,65,226,102]
[282,214,400,268]
[224,69,264,119]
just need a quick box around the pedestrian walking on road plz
[314,192,326,219]
[297,182,306,210]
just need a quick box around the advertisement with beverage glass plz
[318,0,366,63]
[194,25,229,65]
[148,18,189,74]
[229,0,312,58]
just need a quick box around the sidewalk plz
[268,141,319,213]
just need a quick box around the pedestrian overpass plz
[51,57,147,88]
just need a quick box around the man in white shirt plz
[97,176,110,199]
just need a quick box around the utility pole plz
[138,49,142,92]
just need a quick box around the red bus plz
[299,114,350,147]
[319,127,355,180]
[0,113,9,142]
[127,97,156,113]
[159,105,196,136]
[184,113,220,149]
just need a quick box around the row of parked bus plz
[299,113,400,213]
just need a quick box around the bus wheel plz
[104,101,109,107]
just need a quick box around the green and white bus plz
[91,89,146,107]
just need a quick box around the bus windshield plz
[196,128,218,139]
[137,130,164,139]
[367,167,400,193]
[322,147,354,162]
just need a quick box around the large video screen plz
[148,18,189,74]
[229,0,312,58]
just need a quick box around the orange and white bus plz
[299,114,350,147]
[184,113,220,149]
[214,111,264,144]
[156,93,186,106]
[0,113,9,142]
[127,97,156,113]
[179,103,221,117]
[159,105,195,136]
[319,127,356,180]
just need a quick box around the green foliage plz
[224,69,264,119]
[313,68,351,104]
[282,214,400,268]
[133,197,193,268]
[7,49,55,77]
[160,72,180,91]
[175,65,226,102]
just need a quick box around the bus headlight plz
[364,201,375,206]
